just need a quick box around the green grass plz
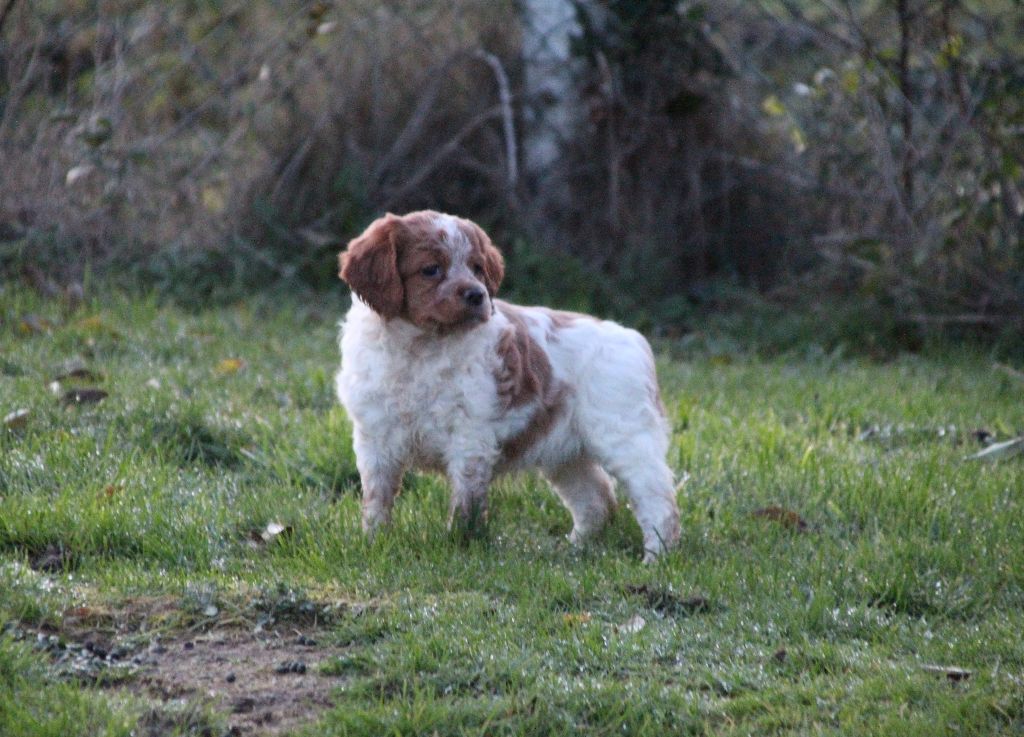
[1,286,1023,736]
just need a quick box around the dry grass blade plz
[964,437,1024,462]
[920,664,971,682]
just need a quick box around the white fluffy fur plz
[336,295,680,561]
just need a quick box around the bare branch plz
[473,49,518,189]
[0,0,19,38]
[380,104,505,209]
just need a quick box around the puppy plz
[335,211,679,560]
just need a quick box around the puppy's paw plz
[447,497,489,543]
[567,525,600,547]
[361,509,391,539]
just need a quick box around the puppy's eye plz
[472,264,484,276]
[421,265,441,278]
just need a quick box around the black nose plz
[463,287,485,307]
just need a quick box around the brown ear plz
[481,239,504,296]
[464,220,504,296]
[339,215,404,318]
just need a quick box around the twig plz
[595,50,620,232]
[896,0,915,208]
[906,313,1013,326]
[0,0,20,38]
[372,55,455,184]
[473,49,518,188]
[380,104,504,208]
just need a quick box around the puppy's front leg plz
[446,459,493,539]
[353,432,403,537]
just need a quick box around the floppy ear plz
[339,214,404,318]
[464,220,505,296]
[481,238,504,296]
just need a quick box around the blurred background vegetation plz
[1,0,1022,348]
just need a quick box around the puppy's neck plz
[350,298,491,354]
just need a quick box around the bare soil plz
[129,629,343,735]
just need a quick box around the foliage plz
[756,0,1024,328]
[0,0,1022,339]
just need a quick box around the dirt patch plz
[129,629,344,735]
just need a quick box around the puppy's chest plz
[351,343,501,433]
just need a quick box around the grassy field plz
[1,287,1023,736]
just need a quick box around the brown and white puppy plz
[336,210,679,560]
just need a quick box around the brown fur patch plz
[535,306,597,340]
[499,384,567,464]
[494,302,566,463]
[494,302,553,408]
[458,217,504,295]
[339,215,403,319]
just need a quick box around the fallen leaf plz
[3,409,29,429]
[62,388,109,406]
[298,227,339,247]
[201,185,226,213]
[965,436,1024,462]
[920,664,971,682]
[752,506,809,531]
[216,358,245,374]
[76,316,106,331]
[74,316,122,341]
[19,314,53,334]
[63,606,112,624]
[616,615,646,634]
[65,164,96,186]
[562,612,591,626]
[259,521,292,544]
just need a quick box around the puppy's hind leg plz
[616,459,679,563]
[586,430,679,561]
[545,458,618,546]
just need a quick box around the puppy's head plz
[339,211,504,330]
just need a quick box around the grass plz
[1,285,1023,736]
